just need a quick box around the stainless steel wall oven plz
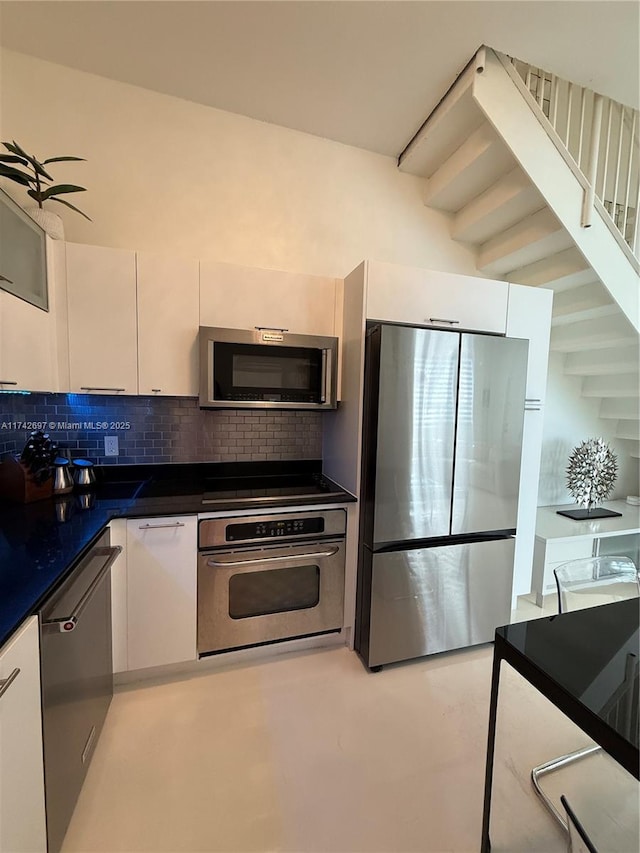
[198,509,346,654]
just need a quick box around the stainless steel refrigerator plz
[355,323,529,670]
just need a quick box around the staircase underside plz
[399,50,640,460]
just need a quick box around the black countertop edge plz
[0,461,354,650]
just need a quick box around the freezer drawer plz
[367,538,515,667]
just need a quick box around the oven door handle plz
[207,545,340,568]
[42,545,122,633]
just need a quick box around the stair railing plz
[500,54,640,258]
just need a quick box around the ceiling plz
[0,1,638,158]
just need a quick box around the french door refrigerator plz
[355,323,528,670]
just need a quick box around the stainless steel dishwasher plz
[39,529,121,853]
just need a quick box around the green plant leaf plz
[0,164,34,185]
[25,157,53,181]
[43,156,86,164]
[49,196,92,221]
[26,189,44,205]
[3,141,26,157]
[39,184,87,200]
[0,154,28,165]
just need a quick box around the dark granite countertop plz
[0,460,355,648]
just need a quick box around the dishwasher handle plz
[207,545,340,568]
[42,545,122,633]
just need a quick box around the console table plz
[531,500,640,606]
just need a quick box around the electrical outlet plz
[104,436,119,457]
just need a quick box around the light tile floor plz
[62,602,638,853]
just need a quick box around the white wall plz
[539,351,639,505]
[0,49,480,281]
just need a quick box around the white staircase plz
[398,47,640,461]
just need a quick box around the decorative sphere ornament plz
[566,437,618,511]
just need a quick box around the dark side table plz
[481,599,639,852]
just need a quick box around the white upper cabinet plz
[200,261,337,336]
[365,260,509,334]
[0,237,58,392]
[136,252,200,396]
[506,283,553,402]
[66,242,138,394]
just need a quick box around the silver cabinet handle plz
[81,726,97,764]
[43,545,122,633]
[428,318,460,325]
[525,406,542,411]
[0,668,20,699]
[0,380,18,385]
[525,398,541,403]
[0,273,14,284]
[207,546,339,568]
[80,386,126,392]
[138,522,185,529]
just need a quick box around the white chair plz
[530,556,640,832]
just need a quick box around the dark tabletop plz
[496,599,639,775]
[0,460,354,648]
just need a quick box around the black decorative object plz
[557,507,623,520]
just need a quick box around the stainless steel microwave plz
[199,326,338,410]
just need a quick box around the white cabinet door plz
[506,283,553,402]
[66,242,138,394]
[126,516,197,671]
[512,408,544,602]
[0,616,47,853]
[0,237,58,392]
[137,252,200,396]
[109,519,128,674]
[0,290,56,392]
[365,260,509,333]
[506,284,553,603]
[200,261,336,336]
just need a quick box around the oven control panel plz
[199,509,346,549]
[225,516,324,541]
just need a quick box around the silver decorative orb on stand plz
[557,437,621,520]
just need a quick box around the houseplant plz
[0,140,90,238]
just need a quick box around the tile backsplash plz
[0,394,322,465]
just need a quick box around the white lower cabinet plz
[109,519,128,674]
[0,616,47,853]
[126,516,197,671]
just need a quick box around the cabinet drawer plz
[546,539,594,566]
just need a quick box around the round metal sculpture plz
[558,437,620,520]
